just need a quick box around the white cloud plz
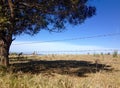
[10,41,106,54]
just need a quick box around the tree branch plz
[8,0,14,18]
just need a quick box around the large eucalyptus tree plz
[0,0,96,67]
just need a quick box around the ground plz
[0,54,120,88]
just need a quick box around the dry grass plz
[0,54,120,88]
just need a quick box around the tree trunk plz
[0,37,12,67]
[0,0,14,67]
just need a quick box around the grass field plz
[0,54,120,88]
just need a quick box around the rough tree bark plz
[0,0,14,67]
[0,34,12,67]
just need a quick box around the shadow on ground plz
[9,59,113,77]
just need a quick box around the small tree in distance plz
[0,0,96,67]
[113,50,118,58]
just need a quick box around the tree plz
[0,0,96,67]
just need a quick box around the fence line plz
[38,49,120,52]
[12,32,120,45]
[11,33,120,55]
[29,49,120,55]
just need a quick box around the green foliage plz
[10,52,18,55]
[0,0,96,66]
[101,52,104,55]
[107,52,111,55]
[0,0,96,36]
[113,50,118,58]
[0,6,10,30]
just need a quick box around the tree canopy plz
[0,0,96,36]
[0,0,96,67]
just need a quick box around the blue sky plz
[10,0,120,54]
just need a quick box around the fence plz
[17,49,119,55]
[10,33,120,55]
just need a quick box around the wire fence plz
[11,33,120,55]
[20,49,120,55]
[12,32,120,45]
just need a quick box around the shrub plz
[113,50,118,58]
[101,52,104,55]
[107,52,111,55]
[10,52,18,55]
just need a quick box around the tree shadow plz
[10,59,113,77]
